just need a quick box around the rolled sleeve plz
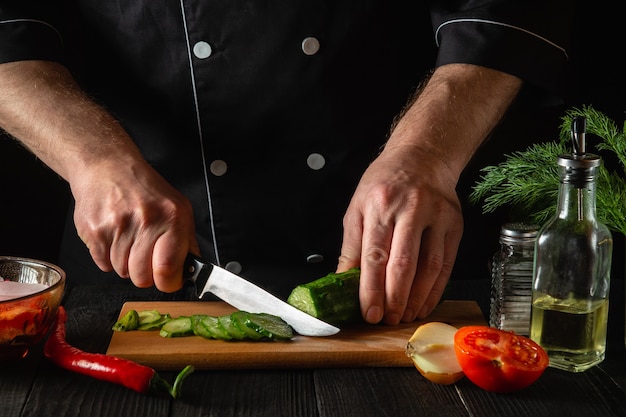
[431,0,573,97]
[0,5,64,64]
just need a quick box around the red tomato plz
[454,326,548,393]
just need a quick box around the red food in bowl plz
[0,257,65,361]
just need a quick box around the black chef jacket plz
[0,1,572,298]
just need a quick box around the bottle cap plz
[558,116,601,170]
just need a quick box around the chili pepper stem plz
[171,365,195,398]
[149,373,174,396]
[149,365,195,398]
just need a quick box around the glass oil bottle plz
[529,116,613,372]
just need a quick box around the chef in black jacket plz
[0,1,572,325]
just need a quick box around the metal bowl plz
[0,256,66,362]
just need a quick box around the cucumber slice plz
[241,312,294,341]
[160,316,194,338]
[199,315,232,340]
[138,309,162,324]
[230,311,264,340]
[138,312,171,330]
[191,315,215,339]
[287,267,361,325]
[218,314,247,340]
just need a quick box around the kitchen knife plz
[183,254,340,337]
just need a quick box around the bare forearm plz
[0,60,198,291]
[0,60,144,184]
[385,63,522,185]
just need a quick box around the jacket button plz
[193,41,213,59]
[306,254,324,264]
[210,160,228,176]
[306,153,325,170]
[301,37,320,56]
[225,261,242,274]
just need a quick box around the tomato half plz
[453,326,548,393]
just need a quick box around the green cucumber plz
[287,267,361,325]
[160,316,194,338]
[218,314,247,340]
[199,315,232,340]
[137,309,162,324]
[191,315,215,339]
[112,309,139,331]
[138,311,171,330]
[113,309,172,331]
[116,309,295,341]
[230,311,264,340]
[242,312,294,341]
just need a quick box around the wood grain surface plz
[106,300,486,370]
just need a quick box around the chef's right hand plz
[0,60,200,293]
[70,157,200,292]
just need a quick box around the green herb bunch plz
[470,105,626,236]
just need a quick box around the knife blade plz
[183,254,340,337]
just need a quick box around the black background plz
[1,3,623,283]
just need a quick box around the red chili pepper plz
[44,306,193,398]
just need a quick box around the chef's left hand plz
[337,142,463,325]
[336,64,522,325]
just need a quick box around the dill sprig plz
[470,105,626,236]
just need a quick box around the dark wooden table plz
[2,278,625,417]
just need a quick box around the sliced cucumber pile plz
[113,309,295,341]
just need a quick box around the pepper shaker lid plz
[500,222,539,243]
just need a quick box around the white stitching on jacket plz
[435,18,568,59]
[0,19,64,47]
[178,1,221,265]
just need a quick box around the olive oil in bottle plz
[530,295,608,366]
[529,117,612,372]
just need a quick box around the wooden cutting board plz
[106,300,486,370]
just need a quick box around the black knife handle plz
[183,253,213,298]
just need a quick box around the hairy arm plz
[0,60,199,291]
